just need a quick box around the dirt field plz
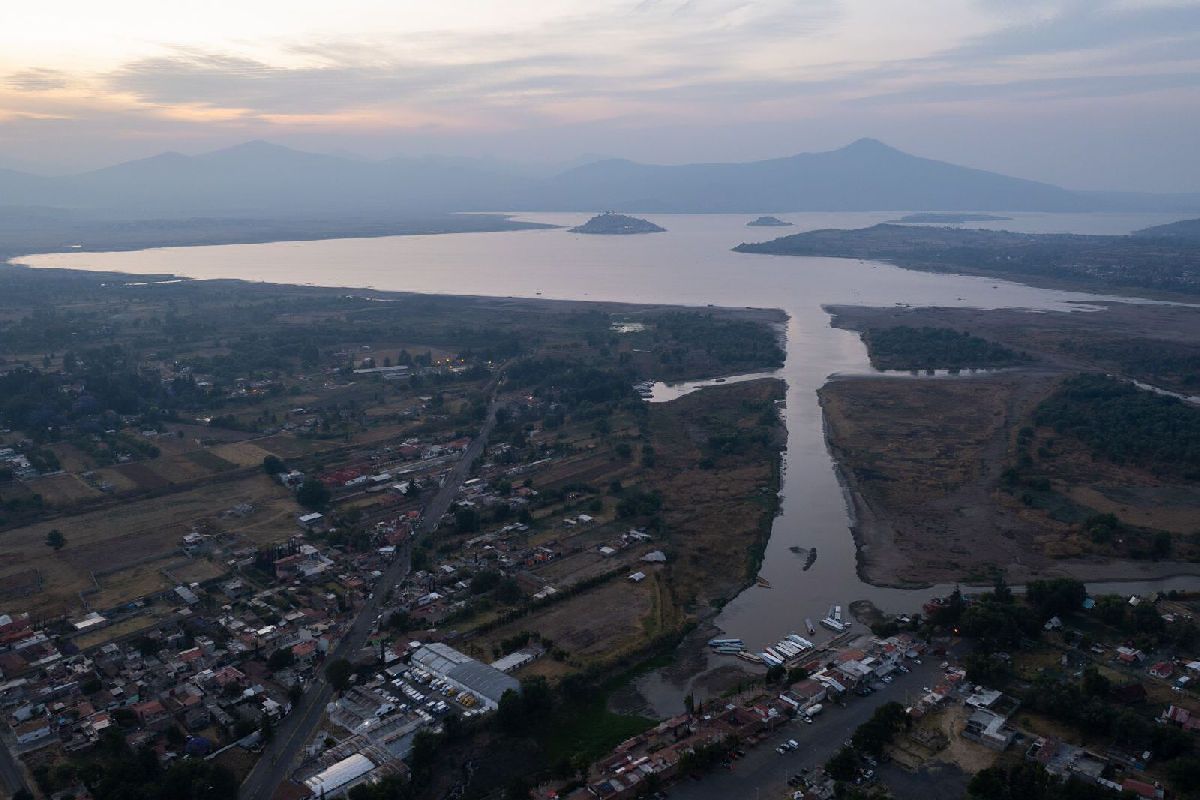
[471,575,655,664]
[0,474,295,618]
[820,374,1064,585]
[644,379,786,608]
[25,473,103,506]
[819,301,1200,585]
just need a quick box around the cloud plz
[7,68,70,91]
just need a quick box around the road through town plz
[667,657,948,800]
[239,375,507,799]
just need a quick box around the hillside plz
[2,139,1199,221]
[1134,217,1200,240]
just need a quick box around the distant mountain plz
[0,141,533,217]
[1134,217,1200,240]
[525,139,1096,213]
[1,138,1198,218]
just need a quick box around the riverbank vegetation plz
[861,326,1029,371]
[1033,374,1200,481]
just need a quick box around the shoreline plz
[0,213,561,263]
[819,374,1200,591]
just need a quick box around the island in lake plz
[569,212,666,234]
[889,212,1012,223]
[747,216,793,227]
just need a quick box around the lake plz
[19,210,1200,651]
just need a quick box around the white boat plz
[820,604,849,632]
[805,619,816,635]
[708,637,743,647]
[738,652,764,664]
[764,647,786,663]
[787,634,814,650]
[760,652,783,667]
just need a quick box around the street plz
[238,376,507,799]
[0,733,26,798]
[668,657,949,800]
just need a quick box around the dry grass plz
[25,473,102,506]
[0,474,295,617]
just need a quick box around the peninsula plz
[888,212,1011,223]
[733,222,1200,297]
[569,212,666,234]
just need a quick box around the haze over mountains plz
[2,138,1198,219]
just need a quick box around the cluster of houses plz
[0,446,40,481]
[0,531,388,787]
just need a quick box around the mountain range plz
[1,138,1198,218]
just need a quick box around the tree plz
[825,747,857,781]
[325,658,353,691]
[267,647,295,672]
[297,478,330,510]
[1081,667,1110,698]
[1093,594,1127,626]
[991,572,1013,604]
[262,455,285,475]
[470,569,501,594]
[1026,578,1086,620]
[494,577,522,604]
[45,529,66,551]
[455,506,480,533]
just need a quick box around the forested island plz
[734,223,1200,296]
[746,216,792,227]
[888,212,1011,223]
[569,212,666,234]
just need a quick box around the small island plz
[747,216,793,227]
[889,212,1012,223]
[569,212,666,235]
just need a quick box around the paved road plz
[239,379,507,800]
[0,733,27,798]
[668,657,950,800]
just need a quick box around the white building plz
[304,753,376,797]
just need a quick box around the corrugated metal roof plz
[304,753,375,795]
[412,643,519,704]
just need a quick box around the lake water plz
[19,211,1200,652]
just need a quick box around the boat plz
[756,576,772,588]
[708,637,743,647]
[820,604,850,633]
[787,634,813,650]
[805,619,816,635]
[737,652,763,664]
[763,647,785,663]
[714,645,744,655]
[760,652,783,667]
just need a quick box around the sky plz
[1,0,1199,192]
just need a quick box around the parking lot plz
[668,655,950,800]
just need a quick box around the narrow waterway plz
[19,211,1200,656]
